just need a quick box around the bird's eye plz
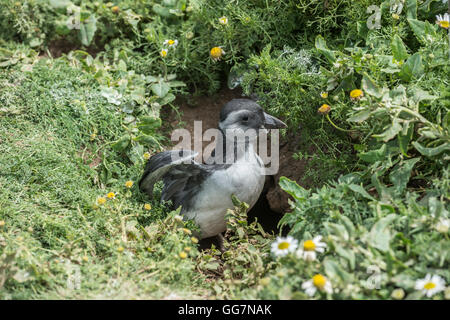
[242,115,249,122]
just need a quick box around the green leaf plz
[362,73,382,98]
[368,214,397,252]
[151,80,170,98]
[399,53,424,82]
[279,176,308,201]
[112,134,131,152]
[391,34,409,61]
[335,246,356,270]
[324,258,352,283]
[79,15,97,46]
[348,184,375,201]
[158,93,176,106]
[315,35,335,63]
[348,109,371,123]
[134,134,159,147]
[407,19,437,44]
[168,81,186,87]
[398,122,414,156]
[359,144,387,163]
[324,222,349,241]
[389,158,420,194]
[405,0,417,20]
[373,120,402,142]
[412,141,450,157]
[138,116,162,134]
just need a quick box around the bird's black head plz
[219,99,287,132]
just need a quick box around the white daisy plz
[415,274,446,297]
[218,16,228,25]
[295,235,327,261]
[436,13,449,29]
[271,236,298,257]
[302,274,333,297]
[163,39,178,48]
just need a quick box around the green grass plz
[0,59,213,299]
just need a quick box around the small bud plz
[391,288,405,300]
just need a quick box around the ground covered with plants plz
[0,0,449,299]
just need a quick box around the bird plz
[139,99,287,250]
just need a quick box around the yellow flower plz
[143,152,151,160]
[313,274,327,289]
[125,180,133,188]
[160,49,168,58]
[144,203,151,211]
[302,274,333,296]
[111,6,119,13]
[182,228,192,235]
[184,246,191,252]
[179,251,188,259]
[191,236,199,244]
[0,220,5,227]
[218,16,228,25]
[436,13,449,29]
[97,197,107,205]
[350,89,364,100]
[117,246,124,253]
[210,47,225,61]
[107,192,116,199]
[318,104,331,115]
[163,39,178,48]
[82,256,89,262]
[392,13,400,20]
[320,92,328,99]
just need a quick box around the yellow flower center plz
[320,92,328,99]
[303,240,316,251]
[160,49,167,57]
[97,197,106,205]
[424,282,436,290]
[125,180,133,188]
[439,21,449,29]
[143,152,150,160]
[350,89,363,98]
[318,104,331,114]
[210,47,223,59]
[277,241,290,250]
[312,274,327,289]
[107,192,115,199]
[179,251,187,259]
[144,203,151,210]
[168,39,175,45]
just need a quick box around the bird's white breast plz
[184,150,265,239]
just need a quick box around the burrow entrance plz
[162,86,308,237]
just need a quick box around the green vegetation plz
[0,0,449,299]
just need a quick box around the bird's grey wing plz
[139,150,198,196]
[139,149,211,211]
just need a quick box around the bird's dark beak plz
[264,112,287,129]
